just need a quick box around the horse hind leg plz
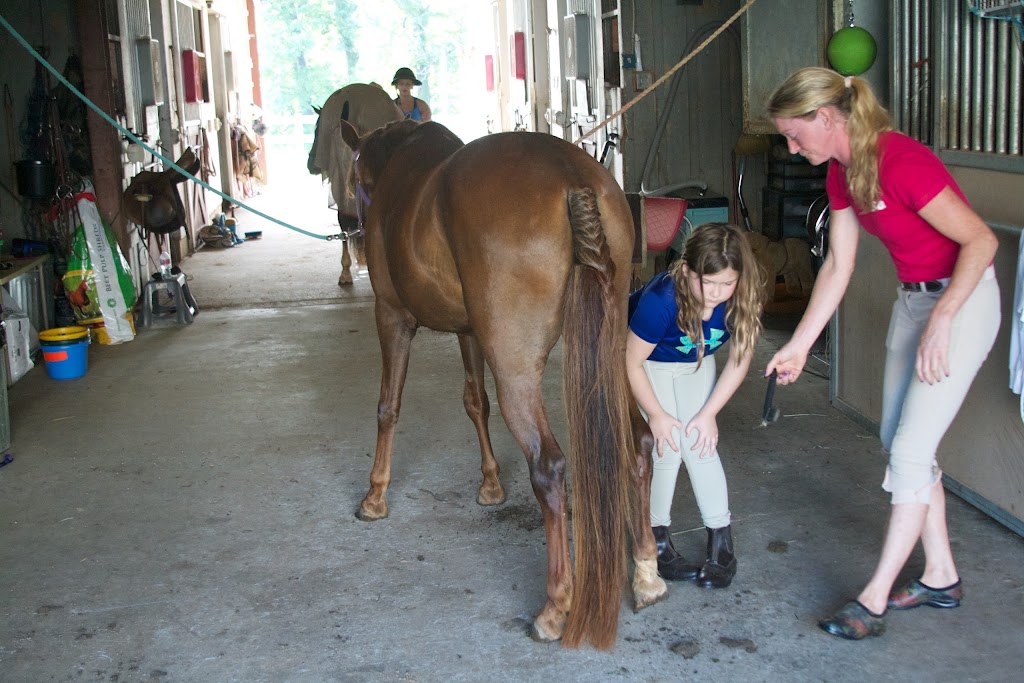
[357,305,417,521]
[457,334,505,506]
[491,370,571,643]
[629,407,668,611]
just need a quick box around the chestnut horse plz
[340,119,667,649]
[307,83,402,285]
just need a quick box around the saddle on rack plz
[122,148,201,234]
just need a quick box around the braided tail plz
[561,188,635,649]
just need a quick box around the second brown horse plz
[340,119,667,649]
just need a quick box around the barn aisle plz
[183,147,375,311]
[1,174,1022,681]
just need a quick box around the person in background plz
[391,67,432,122]
[627,223,765,589]
[765,67,1000,640]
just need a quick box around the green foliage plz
[255,0,492,143]
[256,0,349,114]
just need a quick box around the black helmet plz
[391,67,422,86]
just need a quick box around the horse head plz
[307,100,352,176]
[340,118,422,200]
[306,105,323,175]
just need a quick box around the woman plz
[627,223,764,589]
[391,67,432,122]
[765,67,1000,639]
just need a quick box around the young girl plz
[627,222,764,588]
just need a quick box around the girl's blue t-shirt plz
[628,271,731,363]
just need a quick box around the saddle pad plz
[643,197,688,251]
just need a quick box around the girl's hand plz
[686,412,719,459]
[916,312,953,384]
[648,412,683,459]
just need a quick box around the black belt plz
[900,280,944,292]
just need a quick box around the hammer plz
[761,369,780,427]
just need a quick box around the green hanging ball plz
[828,26,877,76]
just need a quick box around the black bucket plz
[15,159,56,199]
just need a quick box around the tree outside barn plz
[255,0,494,161]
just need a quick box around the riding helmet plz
[391,67,422,86]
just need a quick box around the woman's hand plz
[648,411,683,459]
[916,311,953,384]
[766,342,809,385]
[913,187,999,385]
[686,411,719,459]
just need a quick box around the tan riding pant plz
[642,357,731,529]
[880,266,1000,504]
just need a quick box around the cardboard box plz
[2,288,36,385]
[3,316,34,385]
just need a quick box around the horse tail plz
[561,188,635,650]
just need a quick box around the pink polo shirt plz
[826,131,964,282]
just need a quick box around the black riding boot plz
[698,525,737,589]
[652,526,701,581]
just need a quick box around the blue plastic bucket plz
[41,337,90,380]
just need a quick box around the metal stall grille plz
[124,0,153,129]
[894,0,1024,162]
[892,0,932,144]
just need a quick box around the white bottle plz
[159,250,172,278]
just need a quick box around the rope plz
[573,0,759,145]
[0,14,338,241]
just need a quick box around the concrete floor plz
[1,171,1023,682]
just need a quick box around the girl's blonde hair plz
[667,223,764,367]
[766,67,892,212]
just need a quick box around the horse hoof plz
[530,604,566,643]
[355,500,389,521]
[633,578,669,612]
[529,620,562,644]
[477,482,506,506]
[632,558,669,612]
[338,273,354,286]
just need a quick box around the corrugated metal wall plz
[124,0,153,127]
[894,0,1024,156]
